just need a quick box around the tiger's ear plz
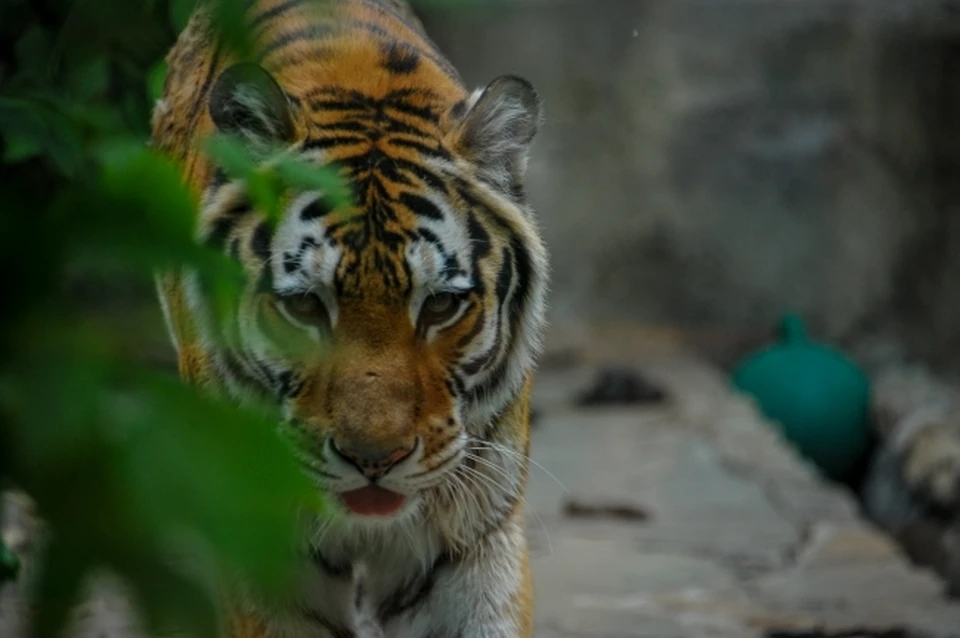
[209,63,295,146]
[450,75,543,194]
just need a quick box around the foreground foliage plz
[0,0,320,635]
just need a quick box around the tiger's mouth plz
[340,485,406,517]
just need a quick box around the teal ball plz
[731,314,871,482]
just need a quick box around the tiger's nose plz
[330,439,417,479]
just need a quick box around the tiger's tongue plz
[341,486,406,516]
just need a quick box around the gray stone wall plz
[420,0,960,368]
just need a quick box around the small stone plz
[577,366,668,406]
[563,498,651,522]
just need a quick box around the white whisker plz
[470,438,569,495]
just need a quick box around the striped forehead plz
[272,189,474,300]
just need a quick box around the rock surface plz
[3,329,960,637]
[526,329,960,637]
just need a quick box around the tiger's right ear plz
[209,63,295,146]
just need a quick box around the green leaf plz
[13,24,54,81]
[120,370,322,592]
[31,536,87,638]
[203,132,259,179]
[147,59,168,104]
[273,156,352,210]
[169,0,198,34]
[1,129,44,163]
[0,97,87,176]
[66,56,110,102]
[211,0,255,60]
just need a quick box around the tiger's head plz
[175,62,548,523]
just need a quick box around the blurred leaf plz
[121,370,322,590]
[203,132,258,179]
[147,59,168,104]
[66,56,110,102]
[273,156,351,210]
[169,0,197,33]
[31,536,87,638]
[211,0,255,60]
[0,0,347,635]
[133,561,222,638]
[14,24,54,82]
[0,97,86,176]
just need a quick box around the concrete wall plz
[420,1,960,369]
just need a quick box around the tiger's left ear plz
[449,75,543,195]
[208,63,296,147]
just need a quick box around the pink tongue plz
[341,486,406,516]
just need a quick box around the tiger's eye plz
[419,292,462,328]
[278,294,326,327]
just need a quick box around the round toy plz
[731,313,871,482]
[0,540,18,583]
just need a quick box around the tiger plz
[149,0,548,636]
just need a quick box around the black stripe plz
[351,1,462,82]
[465,212,491,296]
[388,136,449,159]
[250,0,309,30]
[495,246,515,309]
[339,20,455,79]
[277,370,302,398]
[383,99,440,125]
[507,235,533,329]
[271,45,335,70]
[415,228,462,289]
[204,200,253,251]
[282,249,301,274]
[309,546,352,578]
[382,117,432,137]
[303,135,368,150]
[356,0,414,25]
[301,198,334,221]
[319,120,371,134]
[300,607,354,638]
[461,247,512,376]
[456,307,486,350]
[381,41,420,74]
[259,23,337,59]
[399,192,443,220]
[211,167,230,188]
[308,99,368,113]
[377,552,453,624]
[390,157,447,192]
[250,221,273,261]
[450,371,466,396]
[221,350,262,388]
